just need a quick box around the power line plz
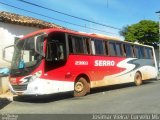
[0,1,118,35]
[0,2,79,27]
[16,0,121,30]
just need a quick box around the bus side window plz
[108,42,116,56]
[68,35,89,55]
[145,47,153,59]
[84,38,91,54]
[72,36,86,54]
[68,35,74,54]
[134,45,140,58]
[91,39,105,55]
[139,47,145,59]
[105,41,109,56]
[149,48,153,59]
[134,45,145,59]
[115,42,123,57]
[123,44,133,58]
[131,45,135,57]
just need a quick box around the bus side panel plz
[64,55,126,81]
[42,55,157,92]
[90,58,157,88]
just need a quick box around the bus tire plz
[134,72,142,86]
[74,77,89,97]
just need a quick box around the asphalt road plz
[0,80,160,115]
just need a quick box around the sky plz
[0,0,160,40]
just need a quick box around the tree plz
[120,20,159,46]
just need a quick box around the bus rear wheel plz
[74,77,89,97]
[134,72,142,86]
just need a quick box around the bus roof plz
[20,28,120,41]
[20,28,153,48]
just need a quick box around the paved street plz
[0,80,160,114]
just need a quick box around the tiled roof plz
[0,11,64,29]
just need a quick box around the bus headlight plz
[30,75,37,82]
[29,71,42,83]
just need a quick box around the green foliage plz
[120,20,159,45]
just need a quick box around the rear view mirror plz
[2,45,14,63]
[34,33,48,57]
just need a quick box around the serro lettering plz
[94,60,115,66]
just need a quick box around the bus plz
[6,28,158,97]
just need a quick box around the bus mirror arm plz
[2,45,14,63]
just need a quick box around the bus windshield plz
[11,35,44,70]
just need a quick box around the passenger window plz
[105,41,108,55]
[68,35,89,54]
[68,35,73,53]
[84,38,91,54]
[139,47,145,58]
[124,44,133,57]
[134,46,140,58]
[115,43,123,56]
[145,47,153,59]
[91,39,105,55]
[134,46,145,59]
[109,42,116,56]
[72,36,86,54]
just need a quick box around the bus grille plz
[12,84,28,91]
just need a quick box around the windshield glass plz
[11,35,44,70]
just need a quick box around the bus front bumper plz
[9,78,74,95]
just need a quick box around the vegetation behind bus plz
[120,20,159,46]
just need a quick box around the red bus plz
[7,28,158,97]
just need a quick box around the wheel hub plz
[75,82,84,92]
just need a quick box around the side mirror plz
[2,45,14,63]
[34,33,48,57]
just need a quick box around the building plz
[0,11,63,67]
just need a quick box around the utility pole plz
[107,0,109,8]
[156,11,160,41]
[155,11,160,77]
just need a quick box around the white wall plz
[0,22,40,67]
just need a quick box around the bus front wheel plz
[74,77,89,97]
[134,72,142,86]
